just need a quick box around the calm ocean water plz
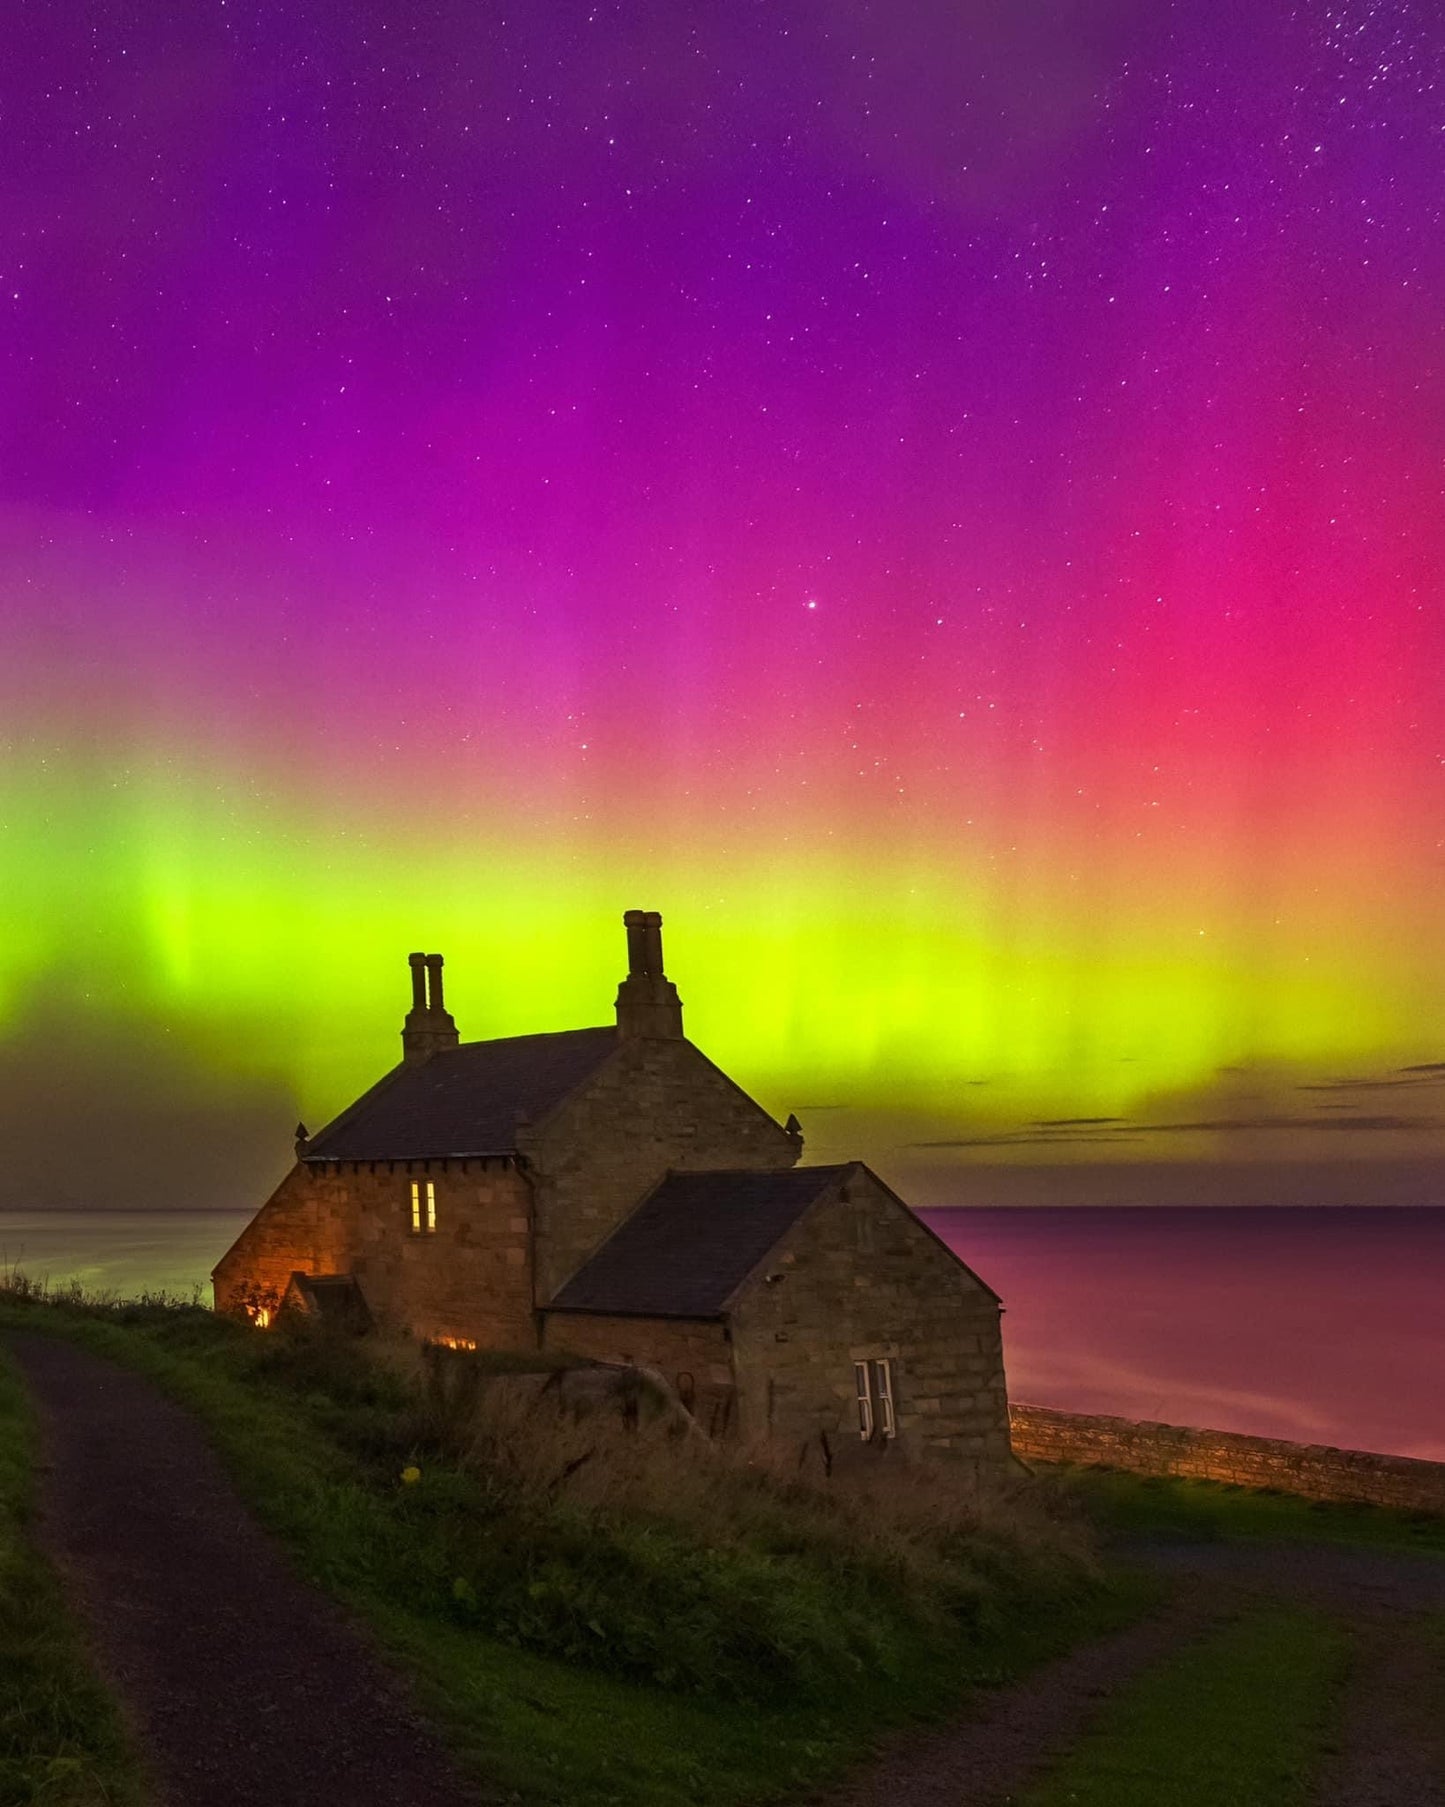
[2,1206,1440,1462]
[0,1211,254,1303]
[927,1207,1445,1464]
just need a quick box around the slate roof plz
[546,1164,857,1318]
[303,1027,619,1161]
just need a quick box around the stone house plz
[213,912,1012,1461]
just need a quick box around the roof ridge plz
[302,1024,621,1162]
[454,1024,616,1050]
[658,1161,853,1180]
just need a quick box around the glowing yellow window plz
[409,1179,437,1234]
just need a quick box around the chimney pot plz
[623,909,650,977]
[424,952,446,1014]
[642,910,664,977]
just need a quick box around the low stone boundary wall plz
[1009,1403,1445,1514]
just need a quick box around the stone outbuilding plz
[213,912,1012,1462]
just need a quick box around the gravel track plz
[1122,1535,1445,1616]
[9,1332,485,1807]
[1131,1537,1445,1807]
[11,1331,1442,1807]
[824,1538,1445,1807]
[818,1595,1228,1807]
[1312,1620,1445,1807]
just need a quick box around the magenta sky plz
[1,2,1442,1209]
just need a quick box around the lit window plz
[853,1358,896,1440]
[410,1179,437,1234]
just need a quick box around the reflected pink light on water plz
[924,1208,1445,1463]
[3,1206,1440,1462]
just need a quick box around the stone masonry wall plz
[213,1165,345,1315]
[1010,1404,1445,1513]
[540,1312,738,1435]
[729,1170,1011,1461]
[213,1157,536,1347]
[524,1037,798,1302]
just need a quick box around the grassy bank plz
[0,1283,1144,1806]
[1051,1465,1445,1557]
[0,1347,147,1807]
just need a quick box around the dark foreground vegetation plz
[0,1279,1132,1807]
[6,1279,1441,1807]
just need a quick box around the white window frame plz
[872,1357,896,1438]
[854,1361,873,1439]
[410,1179,437,1234]
[854,1357,896,1440]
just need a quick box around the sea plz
[2,1205,1441,1464]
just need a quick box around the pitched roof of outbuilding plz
[303,1027,619,1161]
[545,1164,856,1318]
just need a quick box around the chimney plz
[424,952,447,1014]
[402,950,460,1062]
[614,909,683,1039]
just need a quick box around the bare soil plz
[818,1594,1227,1807]
[8,1332,487,1807]
[824,1538,1445,1807]
[1312,1620,1445,1807]
[11,1329,1442,1807]
[1135,1538,1445,1807]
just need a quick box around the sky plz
[2,0,1442,1208]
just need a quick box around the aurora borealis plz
[2,1,1442,1208]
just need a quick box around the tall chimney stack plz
[615,909,683,1039]
[402,951,460,1062]
[424,952,447,1014]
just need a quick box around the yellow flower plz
[400,1465,422,1485]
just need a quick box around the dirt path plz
[1131,1539,1445,1807]
[824,1539,1445,1807]
[1313,1621,1445,1807]
[818,1595,1228,1807]
[9,1333,486,1807]
[1123,1536,1445,1616]
[12,1329,1442,1807]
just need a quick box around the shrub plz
[380,1363,1099,1698]
[0,1277,1100,1706]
